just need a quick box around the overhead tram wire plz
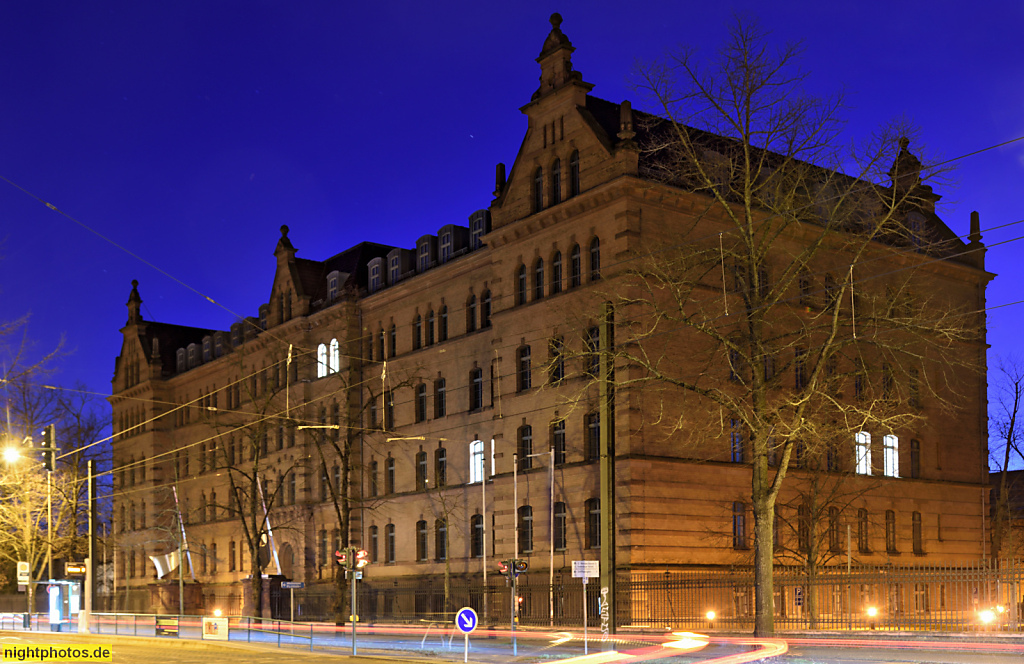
[3,131,1020,369]
[9,133,1022,467]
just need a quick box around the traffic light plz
[41,424,56,472]
[354,549,369,568]
[513,559,528,576]
[335,549,348,568]
[498,560,511,582]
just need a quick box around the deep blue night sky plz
[1,2,1021,459]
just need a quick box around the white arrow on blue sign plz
[455,606,478,634]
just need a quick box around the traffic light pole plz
[46,471,52,581]
[350,566,357,656]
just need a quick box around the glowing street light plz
[979,609,996,624]
[3,447,21,464]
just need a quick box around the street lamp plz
[3,447,21,464]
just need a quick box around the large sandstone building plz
[109,16,991,621]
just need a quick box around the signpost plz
[455,606,478,663]
[282,581,304,623]
[65,562,86,576]
[16,561,29,591]
[572,560,600,654]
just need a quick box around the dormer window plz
[187,343,198,369]
[368,260,382,293]
[230,323,242,348]
[213,333,224,357]
[469,211,490,250]
[327,271,340,301]
[440,232,453,263]
[202,337,212,362]
[389,255,401,284]
[258,304,269,331]
[176,348,186,373]
[419,242,431,271]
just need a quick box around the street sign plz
[16,562,29,585]
[281,581,304,589]
[572,560,599,578]
[65,562,86,576]
[455,606,478,634]
[794,586,804,607]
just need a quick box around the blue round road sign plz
[455,606,478,634]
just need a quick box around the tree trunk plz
[752,494,775,636]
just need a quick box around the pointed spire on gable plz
[532,13,591,102]
[126,279,143,325]
[275,224,296,257]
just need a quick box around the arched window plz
[732,502,748,549]
[439,306,449,341]
[385,457,395,494]
[434,378,447,418]
[480,291,492,328]
[435,446,447,487]
[412,315,422,351]
[516,265,528,305]
[416,520,428,561]
[415,384,427,423]
[369,526,379,562]
[855,431,872,475]
[377,328,385,360]
[470,514,484,558]
[883,434,899,477]
[469,368,484,411]
[570,244,582,288]
[316,343,328,378]
[551,251,562,294]
[385,523,396,563]
[426,310,435,345]
[554,502,567,550]
[415,450,428,490]
[468,294,481,334]
[569,150,580,197]
[586,498,600,549]
[518,505,533,553]
[517,425,533,468]
[885,510,897,553]
[551,158,562,204]
[858,508,870,552]
[517,346,532,392]
[368,460,379,497]
[589,237,601,280]
[435,519,447,561]
[534,258,545,300]
[329,338,340,374]
[533,167,544,212]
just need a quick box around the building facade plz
[109,16,991,620]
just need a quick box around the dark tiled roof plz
[137,321,217,376]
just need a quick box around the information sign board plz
[281,581,304,589]
[572,560,599,578]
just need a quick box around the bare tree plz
[614,17,981,635]
[990,358,1024,559]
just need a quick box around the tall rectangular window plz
[732,502,748,549]
[586,498,601,549]
[885,510,897,553]
[730,418,744,463]
[369,526,379,563]
[470,514,484,558]
[858,508,870,553]
[855,431,872,475]
[585,412,600,461]
[385,524,395,563]
[552,420,566,465]
[415,384,427,423]
[883,434,899,478]
[909,439,921,478]
[469,440,484,484]
[440,232,453,262]
[434,378,447,417]
[469,368,483,411]
[517,425,533,470]
[553,502,567,550]
[415,451,428,491]
[550,336,565,384]
[912,511,923,553]
[384,390,395,430]
[517,346,532,392]
[518,505,533,553]
[385,457,395,494]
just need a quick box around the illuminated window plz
[883,434,899,478]
[855,431,872,475]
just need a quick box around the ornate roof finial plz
[550,12,563,29]
[127,279,143,324]
[275,224,296,256]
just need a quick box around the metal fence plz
[78,559,1024,632]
